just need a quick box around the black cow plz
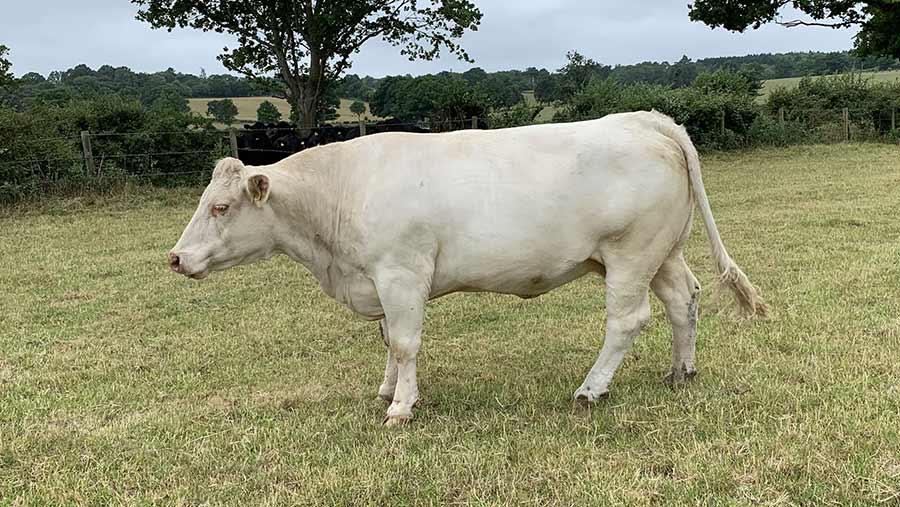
[236,123,283,165]
[371,118,430,134]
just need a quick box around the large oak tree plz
[689,1,900,58]
[132,0,482,128]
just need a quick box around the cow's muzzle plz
[168,251,183,274]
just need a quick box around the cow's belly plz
[322,265,384,320]
[430,246,605,300]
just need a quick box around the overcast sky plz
[3,1,860,78]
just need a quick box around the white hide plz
[170,111,766,425]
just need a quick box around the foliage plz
[0,64,262,111]
[429,79,489,131]
[0,96,221,201]
[554,71,760,150]
[765,73,900,135]
[349,100,366,121]
[688,0,900,58]
[132,0,482,128]
[334,74,376,102]
[488,102,542,129]
[207,98,239,125]
[534,51,611,103]
[150,84,191,114]
[746,114,809,146]
[256,100,282,123]
[0,45,12,89]
[692,68,762,96]
[370,73,490,127]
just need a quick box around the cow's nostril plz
[168,252,181,271]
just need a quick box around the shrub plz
[1,96,225,201]
[489,102,542,129]
[256,100,282,123]
[207,98,239,125]
[747,115,809,147]
[554,75,759,150]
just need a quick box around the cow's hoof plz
[382,415,412,427]
[664,365,698,386]
[573,386,609,404]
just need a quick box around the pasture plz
[1,144,899,505]
[188,96,380,125]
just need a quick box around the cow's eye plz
[211,204,229,217]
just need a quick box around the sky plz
[2,0,860,78]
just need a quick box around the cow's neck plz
[266,163,355,287]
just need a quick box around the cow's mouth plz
[187,270,209,280]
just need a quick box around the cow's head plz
[168,158,275,279]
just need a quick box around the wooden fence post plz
[359,120,366,137]
[471,116,478,129]
[892,108,896,131]
[778,107,785,124]
[80,131,96,176]
[228,128,239,158]
[720,110,726,135]
[843,108,850,142]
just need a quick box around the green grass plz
[2,144,900,505]
[188,96,380,125]
[761,69,900,98]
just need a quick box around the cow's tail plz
[653,111,768,317]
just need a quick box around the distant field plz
[760,69,900,98]
[188,96,380,125]
[522,90,558,123]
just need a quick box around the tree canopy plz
[132,0,482,127]
[207,98,239,124]
[0,45,13,89]
[349,99,366,120]
[689,0,900,58]
[257,100,282,123]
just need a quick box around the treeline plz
[3,50,896,113]
[0,65,270,111]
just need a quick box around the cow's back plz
[299,113,693,299]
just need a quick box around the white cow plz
[168,111,766,426]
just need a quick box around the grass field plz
[188,96,379,125]
[761,69,900,98]
[2,144,900,504]
[522,90,559,123]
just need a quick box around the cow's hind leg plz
[377,319,399,402]
[651,253,701,383]
[574,268,652,403]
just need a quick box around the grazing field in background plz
[188,96,380,125]
[760,69,900,98]
[1,144,899,505]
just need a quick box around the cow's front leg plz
[377,319,398,402]
[374,272,427,427]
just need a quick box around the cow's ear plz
[244,174,270,207]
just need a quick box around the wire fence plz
[1,108,897,202]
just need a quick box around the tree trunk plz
[295,47,325,129]
[297,88,318,129]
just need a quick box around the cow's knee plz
[609,296,651,340]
